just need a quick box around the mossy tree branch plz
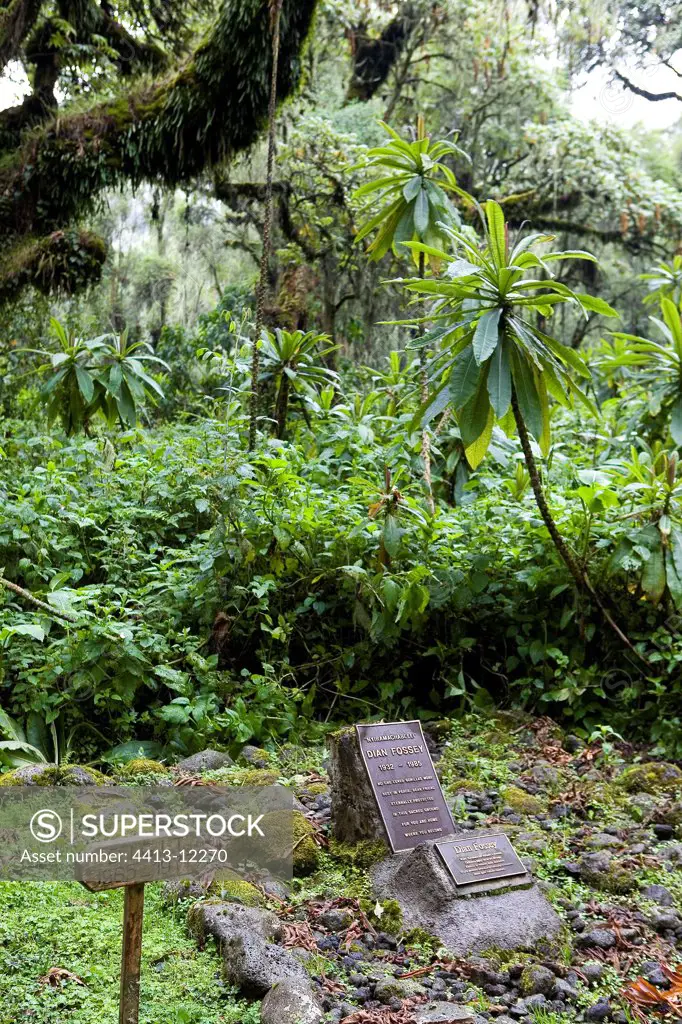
[0,0,42,70]
[0,0,317,299]
[0,229,107,304]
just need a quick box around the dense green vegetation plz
[1,0,682,765]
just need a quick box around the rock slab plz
[189,902,309,997]
[176,749,234,772]
[372,842,562,957]
[327,726,388,845]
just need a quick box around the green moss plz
[580,862,636,895]
[360,897,403,935]
[614,762,682,795]
[213,880,264,907]
[0,230,106,303]
[240,769,280,786]
[328,838,390,869]
[260,809,320,876]
[302,782,328,796]
[447,777,484,794]
[403,927,441,954]
[0,765,108,786]
[119,758,168,777]
[500,785,547,814]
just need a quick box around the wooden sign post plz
[79,876,147,1024]
[119,883,145,1024]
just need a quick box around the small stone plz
[588,834,622,850]
[653,824,675,841]
[554,979,579,1002]
[580,852,613,874]
[520,965,556,997]
[319,909,353,932]
[414,1005,477,1024]
[584,998,611,1021]
[375,977,426,1002]
[642,884,674,906]
[576,928,617,949]
[581,963,605,984]
[642,963,668,987]
[260,978,324,1024]
[650,909,681,933]
[239,744,271,768]
[526,995,547,1010]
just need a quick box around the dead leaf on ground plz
[282,920,318,951]
[39,967,85,988]
[623,963,682,1019]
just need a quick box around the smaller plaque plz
[356,720,456,853]
[436,832,529,895]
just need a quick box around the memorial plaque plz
[356,720,456,853]
[436,832,529,895]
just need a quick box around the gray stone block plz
[327,726,388,845]
[371,842,562,957]
[260,978,324,1024]
[176,749,234,772]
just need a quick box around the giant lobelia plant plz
[354,119,467,512]
[399,199,638,650]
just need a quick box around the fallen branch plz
[0,575,77,623]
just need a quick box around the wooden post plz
[119,883,145,1024]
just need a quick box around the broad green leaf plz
[0,707,24,742]
[543,250,598,263]
[574,293,619,318]
[458,372,491,457]
[671,394,682,445]
[383,515,401,557]
[511,348,543,441]
[642,541,666,603]
[537,371,550,457]
[9,623,45,641]
[666,544,682,610]
[464,403,494,470]
[662,297,682,354]
[539,333,591,379]
[450,343,481,410]
[414,189,429,235]
[403,175,422,202]
[394,205,415,248]
[487,339,511,418]
[472,309,502,365]
[75,367,95,403]
[485,200,506,268]
[414,378,451,428]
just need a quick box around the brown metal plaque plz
[436,832,529,895]
[356,720,456,853]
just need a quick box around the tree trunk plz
[510,387,642,658]
[418,250,435,514]
[249,0,284,451]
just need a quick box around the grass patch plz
[0,881,258,1024]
